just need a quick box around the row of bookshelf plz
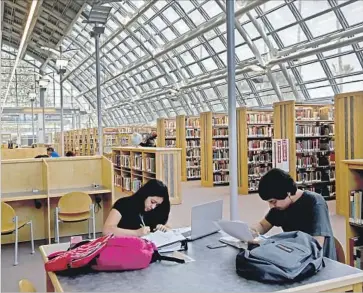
[248,140,271,150]
[295,107,333,121]
[213,149,229,160]
[247,113,273,124]
[247,126,273,137]
[187,169,201,179]
[213,128,228,136]
[296,170,335,183]
[212,116,228,125]
[295,125,335,136]
[186,129,200,137]
[186,118,200,128]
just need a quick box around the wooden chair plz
[19,279,36,292]
[1,202,35,266]
[54,192,95,243]
[334,236,346,264]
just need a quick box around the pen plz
[139,214,146,227]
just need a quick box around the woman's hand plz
[155,224,169,232]
[136,226,151,237]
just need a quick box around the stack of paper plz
[142,230,186,248]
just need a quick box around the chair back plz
[1,202,16,232]
[58,192,92,214]
[334,236,346,264]
[19,279,36,292]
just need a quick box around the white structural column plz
[38,87,46,143]
[226,0,238,221]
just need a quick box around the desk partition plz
[1,156,114,244]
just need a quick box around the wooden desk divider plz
[335,92,363,216]
[46,156,114,240]
[200,112,229,187]
[1,156,114,244]
[237,107,273,194]
[176,115,201,182]
[1,147,47,160]
[156,118,176,147]
[1,159,49,244]
[112,147,182,205]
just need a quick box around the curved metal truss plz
[2,0,363,125]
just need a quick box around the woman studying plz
[103,179,170,237]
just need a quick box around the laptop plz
[181,200,223,241]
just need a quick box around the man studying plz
[250,168,337,260]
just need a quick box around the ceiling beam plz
[19,0,44,60]
[40,2,88,71]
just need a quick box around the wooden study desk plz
[1,191,48,202]
[39,233,363,293]
[48,186,111,198]
[1,156,115,244]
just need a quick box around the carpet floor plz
[1,181,345,292]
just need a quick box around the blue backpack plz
[236,231,325,283]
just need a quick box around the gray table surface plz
[48,186,109,194]
[48,233,363,292]
[2,190,47,198]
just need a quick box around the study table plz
[1,190,48,202]
[39,233,363,292]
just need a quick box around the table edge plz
[278,272,363,292]
[39,246,64,293]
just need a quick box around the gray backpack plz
[236,231,324,283]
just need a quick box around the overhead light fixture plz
[82,5,112,25]
[39,78,50,88]
[1,0,38,111]
[56,59,69,69]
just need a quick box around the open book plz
[142,230,186,248]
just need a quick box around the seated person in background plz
[65,151,75,157]
[250,168,337,260]
[34,154,49,158]
[139,131,157,147]
[103,179,170,237]
[47,147,60,157]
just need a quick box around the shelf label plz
[272,139,290,172]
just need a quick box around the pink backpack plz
[45,234,184,274]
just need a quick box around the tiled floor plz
[1,181,345,292]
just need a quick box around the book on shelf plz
[186,129,200,138]
[349,236,363,267]
[186,118,200,128]
[349,190,363,225]
[247,125,273,137]
[132,179,142,192]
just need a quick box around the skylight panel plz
[305,12,342,38]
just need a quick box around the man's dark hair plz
[65,151,75,157]
[258,168,297,201]
[47,147,54,152]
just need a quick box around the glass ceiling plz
[2,0,363,126]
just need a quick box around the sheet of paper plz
[219,236,248,249]
[142,230,185,248]
[215,220,254,242]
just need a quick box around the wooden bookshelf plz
[237,107,273,194]
[176,115,201,182]
[156,118,176,147]
[112,147,182,205]
[335,92,363,216]
[341,160,363,266]
[273,101,336,200]
[201,112,229,187]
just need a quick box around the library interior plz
[2,0,363,292]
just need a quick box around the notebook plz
[142,230,186,248]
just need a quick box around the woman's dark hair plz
[258,168,297,201]
[47,147,54,152]
[130,179,170,230]
[65,151,75,157]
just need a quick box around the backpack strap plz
[152,251,185,264]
